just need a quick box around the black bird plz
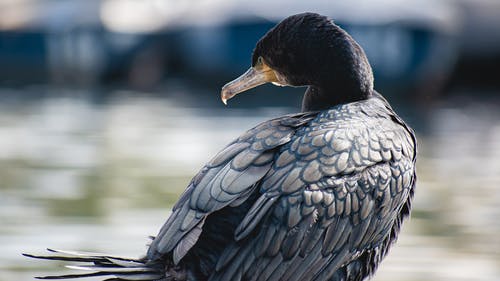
[25,13,417,281]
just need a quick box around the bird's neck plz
[301,27,374,112]
[301,86,372,112]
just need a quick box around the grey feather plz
[208,142,250,168]
[173,220,204,264]
[255,254,283,281]
[235,195,276,240]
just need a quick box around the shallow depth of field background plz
[1,1,499,280]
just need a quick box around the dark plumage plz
[25,12,417,281]
[252,13,374,110]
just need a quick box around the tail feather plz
[65,265,153,273]
[23,249,165,281]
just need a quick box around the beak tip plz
[221,87,231,106]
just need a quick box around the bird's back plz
[148,93,416,281]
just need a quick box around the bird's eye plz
[257,56,263,65]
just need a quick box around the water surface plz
[1,86,499,281]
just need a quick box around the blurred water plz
[0,86,499,281]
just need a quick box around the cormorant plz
[25,12,417,281]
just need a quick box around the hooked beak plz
[220,59,279,105]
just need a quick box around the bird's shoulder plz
[261,97,415,196]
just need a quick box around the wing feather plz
[147,112,318,262]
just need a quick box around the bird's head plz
[221,12,374,108]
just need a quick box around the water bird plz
[25,12,417,281]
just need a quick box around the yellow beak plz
[220,59,279,105]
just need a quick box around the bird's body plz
[26,13,417,281]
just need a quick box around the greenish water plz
[0,86,499,281]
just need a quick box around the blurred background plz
[1,0,499,280]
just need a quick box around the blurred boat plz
[0,0,498,97]
[171,0,462,98]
